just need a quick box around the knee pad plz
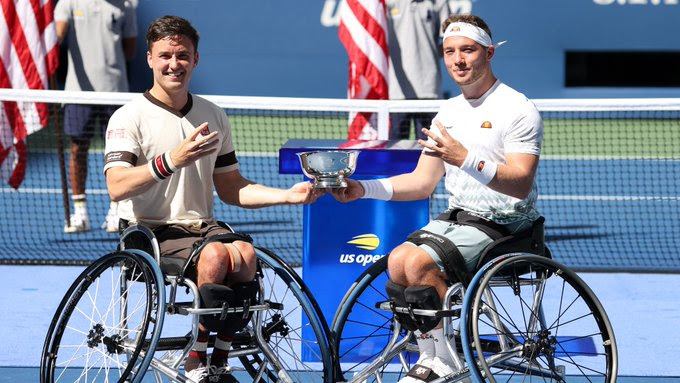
[385,280,419,332]
[198,281,258,334]
[404,285,441,333]
[199,284,235,333]
[229,280,258,332]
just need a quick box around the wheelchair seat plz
[474,215,550,270]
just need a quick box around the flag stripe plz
[338,0,389,140]
[0,0,58,188]
[338,1,388,86]
[2,0,46,90]
[338,25,388,98]
[345,0,388,60]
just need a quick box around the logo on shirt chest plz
[481,121,493,129]
[107,129,126,139]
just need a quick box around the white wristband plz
[359,179,394,201]
[460,151,497,185]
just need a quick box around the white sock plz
[414,330,435,363]
[431,327,454,365]
[72,195,88,217]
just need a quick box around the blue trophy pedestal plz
[279,139,430,359]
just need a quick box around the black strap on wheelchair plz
[407,210,513,285]
[406,230,470,285]
[435,209,510,241]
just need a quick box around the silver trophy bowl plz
[297,150,359,188]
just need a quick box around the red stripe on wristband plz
[154,154,172,178]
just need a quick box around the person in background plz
[386,0,451,140]
[104,15,321,382]
[55,0,137,233]
[331,14,543,382]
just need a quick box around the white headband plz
[443,22,506,48]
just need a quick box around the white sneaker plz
[185,364,209,383]
[399,357,458,383]
[64,212,90,234]
[101,202,119,232]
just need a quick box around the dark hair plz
[146,15,200,51]
[441,14,492,40]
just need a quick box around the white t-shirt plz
[104,92,239,227]
[429,81,543,223]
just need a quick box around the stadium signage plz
[340,233,386,266]
[339,253,387,266]
[320,0,474,27]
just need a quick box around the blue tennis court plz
[2,143,680,380]
[1,264,679,380]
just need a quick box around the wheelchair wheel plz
[331,256,418,383]
[41,250,165,383]
[461,254,618,383]
[235,247,333,382]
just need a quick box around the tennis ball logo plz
[347,234,380,251]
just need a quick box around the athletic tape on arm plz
[359,178,393,201]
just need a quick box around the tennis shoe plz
[185,363,210,383]
[64,212,90,234]
[101,201,119,232]
[207,360,237,383]
[398,356,461,383]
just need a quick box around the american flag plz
[338,0,389,140]
[0,0,59,188]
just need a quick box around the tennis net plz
[1,89,678,272]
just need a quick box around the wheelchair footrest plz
[151,331,254,352]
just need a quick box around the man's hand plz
[169,122,219,168]
[286,181,326,204]
[418,120,468,167]
[329,179,364,203]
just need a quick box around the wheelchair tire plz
[461,254,618,383]
[235,247,333,382]
[40,250,165,383]
[331,255,419,383]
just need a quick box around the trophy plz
[297,150,359,188]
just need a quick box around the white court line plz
[432,193,680,201]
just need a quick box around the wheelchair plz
[330,217,618,382]
[41,223,334,382]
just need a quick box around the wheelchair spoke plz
[42,252,164,383]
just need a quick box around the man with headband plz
[331,14,543,382]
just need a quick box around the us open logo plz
[339,234,387,266]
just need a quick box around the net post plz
[49,75,71,227]
[377,102,389,140]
